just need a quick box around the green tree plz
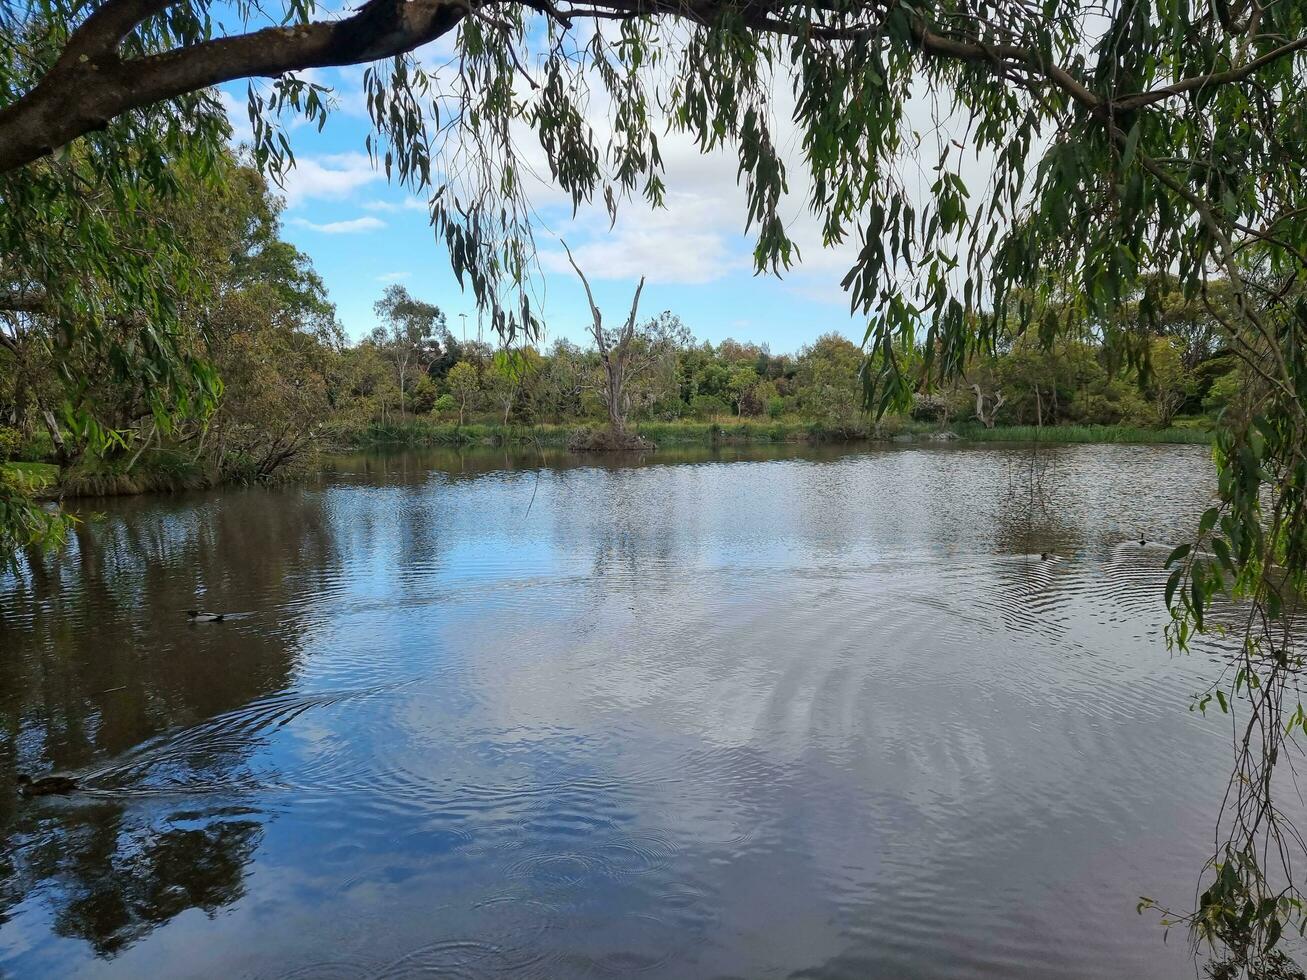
[484,348,542,424]
[445,361,479,426]
[726,365,760,417]
[535,340,589,422]
[794,334,865,433]
[409,375,439,415]
[1145,337,1195,427]
[371,286,446,413]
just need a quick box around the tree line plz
[2,154,1242,494]
[352,293,1238,437]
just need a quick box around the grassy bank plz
[1,461,60,489]
[3,419,1214,503]
[344,417,1212,449]
[3,450,309,500]
[342,418,842,448]
[946,423,1212,445]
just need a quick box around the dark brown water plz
[0,442,1266,977]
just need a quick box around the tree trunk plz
[603,355,626,436]
[39,407,70,467]
[972,384,1006,429]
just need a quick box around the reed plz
[950,423,1212,445]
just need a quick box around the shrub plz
[690,394,731,419]
[0,426,20,463]
[408,376,438,414]
[910,393,951,422]
[1204,369,1241,416]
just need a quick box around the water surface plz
[0,442,1261,977]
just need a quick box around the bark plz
[0,0,468,174]
[971,384,1005,429]
[40,408,70,466]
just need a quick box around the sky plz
[218,59,882,355]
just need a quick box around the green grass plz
[344,421,578,447]
[1,461,60,488]
[343,417,1214,449]
[633,419,829,444]
[55,448,217,497]
[950,423,1212,444]
[342,418,846,448]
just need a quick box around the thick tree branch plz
[59,0,180,61]
[1115,35,1307,111]
[0,0,470,173]
[0,290,50,314]
[561,239,604,347]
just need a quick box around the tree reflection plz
[55,812,261,955]
[0,484,339,958]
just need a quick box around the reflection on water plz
[0,442,1268,977]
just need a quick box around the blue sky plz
[220,65,872,355]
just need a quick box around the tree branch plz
[0,0,469,173]
[1115,35,1307,111]
[0,290,50,314]
[0,0,1300,187]
[561,239,605,353]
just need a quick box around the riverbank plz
[1,462,59,489]
[942,423,1211,444]
[340,419,837,448]
[3,420,1212,501]
[341,418,1213,449]
[2,453,293,501]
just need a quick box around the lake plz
[0,442,1258,977]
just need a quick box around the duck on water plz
[15,773,79,797]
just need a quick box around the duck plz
[16,773,79,797]
[1040,552,1059,561]
[186,610,225,623]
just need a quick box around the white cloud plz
[322,65,386,117]
[376,271,411,282]
[538,189,746,285]
[278,152,383,207]
[511,61,865,294]
[290,215,386,234]
[494,34,1004,311]
[362,198,430,213]
[218,89,254,146]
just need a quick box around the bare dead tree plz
[563,242,645,441]
[972,383,1006,429]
